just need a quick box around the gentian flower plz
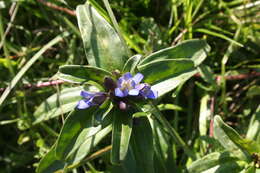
[138,83,158,99]
[114,72,157,99]
[77,91,107,109]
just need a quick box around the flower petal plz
[129,89,140,96]
[123,72,132,80]
[77,100,91,109]
[135,83,145,90]
[115,88,125,97]
[117,77,124,87]
[80,91,94,98]
[146,90,158,99]
[132,73,143,84]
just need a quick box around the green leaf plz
[148,115,178,173]
[33,86,90,124]
[198,65,217,87]
[188,151,239,173]
[138,59,195,84]
[241,166,256,173]
[152,69,197,97]
[55,108,97,160]
[57,65,112,84]
[67,125,112,165]
[76,3,129,71]
[157,104,184,112]
[214,115,260,161]
[195,28,243,47]
[55,101,112,160]
[138,58,197,97]
[130,117,154,173]
[139,39,210,66]
[247,106,260,140]
[33,86,99,124]
[36,145,65,173]
[200,162,244,173]
[199,95,211,153]
[123,54,142,74]
[111,108,133,164]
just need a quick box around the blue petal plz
[130,80,136,88]
[117,77,124,87]
[80,91,94,98]
[128,89,140,96]
[123,72,132,80]
[146,90,158,99]
[77,100,91,109]
[115,88,125,97]
[132,73,143,84]
[135,83,145,90]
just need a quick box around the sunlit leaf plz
[188,151,239,173]
[111,108,133,164]
[55,101,112,160]
[57,65,112,84]
[139,39,210,66]
[76,3,129,71]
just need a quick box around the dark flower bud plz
[104,77,117,91]
[92,93,107,105]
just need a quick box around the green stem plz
[40,123,59,137]
[150,102,196,160]
[220,26,242,114]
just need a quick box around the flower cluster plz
[114,72,157,99]
[77,72,157,109]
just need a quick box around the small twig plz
[194,71,260,84]
[37,0,76,16]
[171,28,188,46]
[65,145,112,171]
[0,80,64,93]
[209,96,215,137]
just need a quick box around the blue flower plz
[114,72,157,99]
[77,91,107,109]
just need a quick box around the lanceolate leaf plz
[33,86,87,124]
[139,39,210,66]
[36,145,65,173]
[214,116,260,154]
[76,3,129,71]
[187,151,239,173]
[123,54,142,74]
[246,106,260,140]
[57,65,112,84]
[138,58,196,97]
[152,69,197,97]
[67,125,112,164]
[138,59,194,84]
[130,117,154,173]
[55,108,97,160]
[111,108,133,164]
[55,101,112,161]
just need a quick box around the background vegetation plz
[0,0,259,172]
